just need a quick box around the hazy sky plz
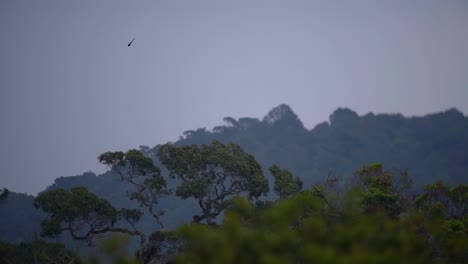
[1,0,467,195]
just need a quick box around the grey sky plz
[1,0,467,195]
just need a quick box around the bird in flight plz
[128,38,136,47]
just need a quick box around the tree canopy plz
[158,140,269,224]
[269,164,303,199]
[34,187,141,246]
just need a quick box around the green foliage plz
[269,164,303,199]
[441,219,468,262]
[355,164,412,216]
[175,195,431,264]
[158,140,269,224]
[28,148,174,260]
[174,164,466,264]
[34,187,139,246]
[0,239,81,264]
[415,181,467,219]
[97,151,126,168]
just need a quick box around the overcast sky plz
[1,0,467,195]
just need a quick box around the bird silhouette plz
[128,38,136,47]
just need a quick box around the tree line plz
[2,140,466,263]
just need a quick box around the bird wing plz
[128,38,136,47]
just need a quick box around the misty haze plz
[0,1,467,263]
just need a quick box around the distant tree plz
[139,145,150,153]
[98,149,173,262]
[415,181,467,219]
[414,181,468,262]
[34,187,142,246]
[182,128,211,142]
[98,149,170,230]
[268,165,303,199]
[223,117,239,127]
[354,163,412,216]
[0,188,8,200]
[158,140,269,224]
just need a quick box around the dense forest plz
[1,105,467,263]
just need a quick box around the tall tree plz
[98,149,170,230]
[35,149,171,256]
[269,165,303,199]
[354,163,413,217]
[415,181,467,219]
[158,140,269,224]
[34,187,142,246]
[98,149,173,262]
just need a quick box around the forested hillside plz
[160,104,468,187]
[37,105,467,235]
[1,105,467,263]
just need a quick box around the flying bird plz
[128,38,136,47]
